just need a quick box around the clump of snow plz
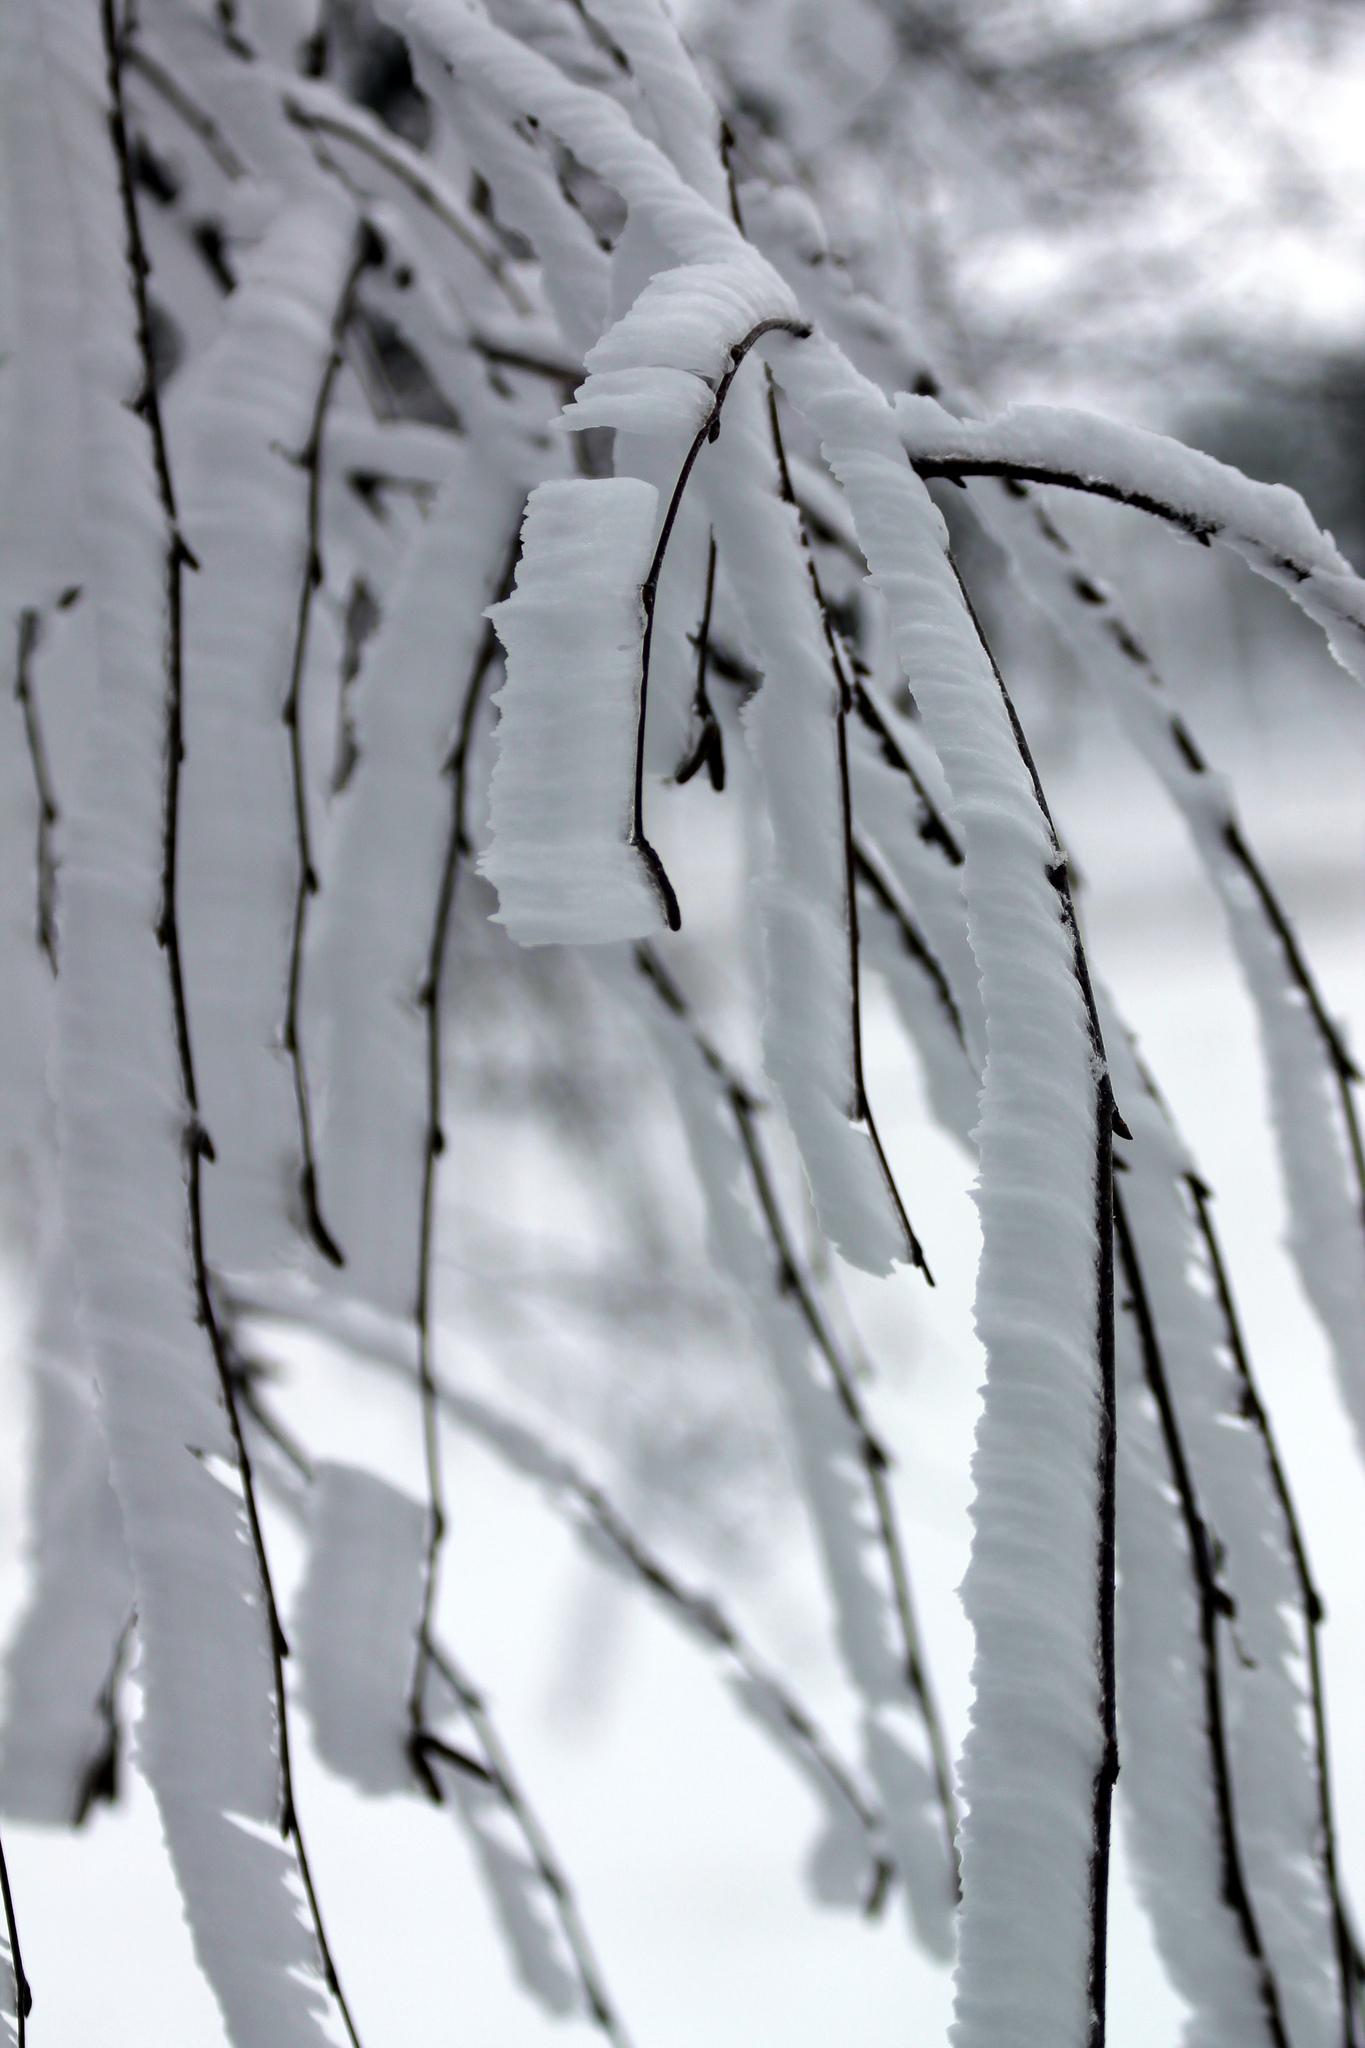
[482,477,669,945]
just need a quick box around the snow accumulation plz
[483,476,668,945]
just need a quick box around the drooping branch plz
[100,10,364,2038]
[1113,1183,1291,2048]
[282,219,380,1269]
[407,558,516,1786]
[895,396,1365,675]
[754,359,932,1277]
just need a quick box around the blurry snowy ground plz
[0,515,1360,2046]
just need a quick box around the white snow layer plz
[295,1463,428,1796]
[482,476,669,945]
[777,332,1106,2048]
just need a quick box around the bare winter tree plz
[0,2,1361,2045]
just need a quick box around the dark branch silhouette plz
[281,219,380,1269]
[407,554,518,1793]
[13,608,61,974]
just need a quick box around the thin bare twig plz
[407,554,518,1791]
[282,221,381,1269]
[13,609,60,974]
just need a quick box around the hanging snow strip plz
[483,476,676,943]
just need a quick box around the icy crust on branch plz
[295,1465,427,1796]
[0,1255,130,1826]
[777,335,1104,2047]
[894,395,1365,681]
[51,5,331,2037]
[313,457,525,1314]
[483,477,667,945]
[610,955,954,1955]
[1105,1030,1339,2048]
[168,191,359,1277]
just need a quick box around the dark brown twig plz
[72,1610,136,1828]
[852,838,967,1050]
[100,12,364,2040]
